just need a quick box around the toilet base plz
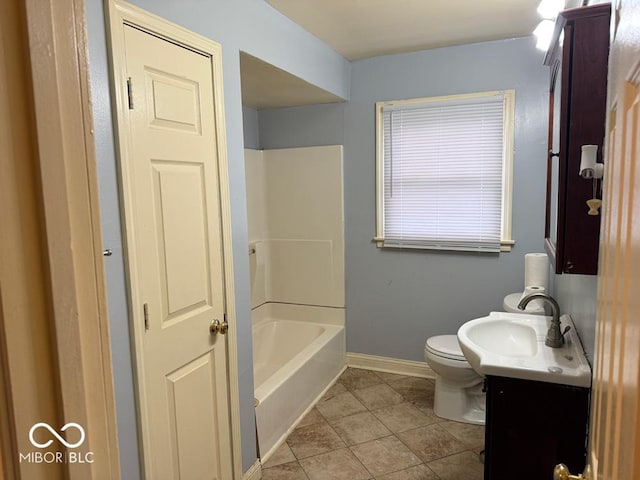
[433,375,486,425]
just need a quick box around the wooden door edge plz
[22,0,121,478]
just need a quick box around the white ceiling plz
[242,0,547,109]
[266,0,543,60]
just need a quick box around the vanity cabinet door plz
[483,376,590,480]
[543,4,610,274]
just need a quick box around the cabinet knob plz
[553,463,591,480]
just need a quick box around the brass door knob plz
[218,319,228,334]
[554,464,591,480]
[209,319,229,335]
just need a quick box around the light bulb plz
[537,0,564,19]
[534,20,555,51]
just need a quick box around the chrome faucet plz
[517,293,570,348]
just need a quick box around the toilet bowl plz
[424,335,485,425]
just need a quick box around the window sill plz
[374,238,515,252]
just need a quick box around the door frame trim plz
[105,1,243,477]
[1,0,121,478]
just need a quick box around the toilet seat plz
[425,335,466,361]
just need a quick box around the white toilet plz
[424,335,485,425]
[424,285,549,426]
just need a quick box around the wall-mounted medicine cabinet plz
[543,4,610,275]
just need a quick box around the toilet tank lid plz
[426,335,464,359]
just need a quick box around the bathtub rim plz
[252,302,345,402]
[253,320,343,401]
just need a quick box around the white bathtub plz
[252,302,345,458]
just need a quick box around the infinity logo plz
[29,423,86,449]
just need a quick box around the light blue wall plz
[243,107,260,149]
[259,37,551,362]
[86,0,350,477]
[259,103,346,149]
[555,275,598,361]
[86,2,141,478]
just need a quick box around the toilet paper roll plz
[520,286,546,311]
[524,253,549,291]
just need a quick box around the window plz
[375,90,515,252]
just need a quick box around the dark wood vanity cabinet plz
[484,376,590,480]
[544,4,611,274]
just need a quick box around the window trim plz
[374,90,516,252]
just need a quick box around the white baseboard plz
[346,352,436,379]
[242,460,262,480]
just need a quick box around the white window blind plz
[377,91,514,252]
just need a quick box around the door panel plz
[167,353,220,479]
[147,73,201,131]
[152,162,210,318]
[122,24,232,480]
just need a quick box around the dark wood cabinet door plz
[484,376,590,480]
[544,4,610,275]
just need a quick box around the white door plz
[122,24,233,480]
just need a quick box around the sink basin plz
[465,319,538,357]
[457,311,591,387]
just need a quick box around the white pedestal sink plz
[457,311,591,388]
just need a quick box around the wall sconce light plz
[580,145,604,216]
[579,145,604,179]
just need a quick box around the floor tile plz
[387,377,435,404]
[352,383,405,410]
[427,450,484,480]
[397,424,467,463]
[374,371,411,384]
[329,411,392,446]
[322,381,348,400]
[316,391,367,420]
[372,402,437,433]
[375,463,439,480]
[410,397,438,419]
[286,422,346,459]
[339,368,384,391]
[350,435,421,477]
[413,394,434,410]
[470,445,485,455]
[299,448,371,480]
[297,408,326,429]
[262,460,310,480]
[262,441,296,468]
[273,370,486,480]
[438,420,485,449]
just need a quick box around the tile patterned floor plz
[261,368,484,480]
